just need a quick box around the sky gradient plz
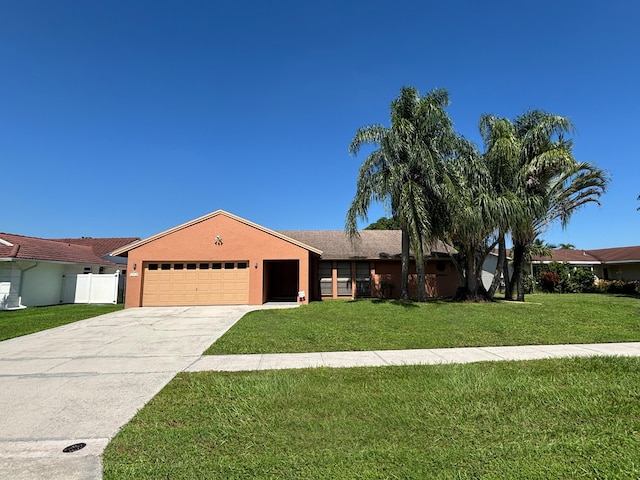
[2,1,638,249]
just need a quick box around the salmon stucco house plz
[111,210,459,308]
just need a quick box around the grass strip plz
[0,304,123,341]
[104,356,640,479]
[206,294,640,354]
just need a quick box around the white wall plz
[21,263,66,307]
[0,263,21,309]
[481,254,513,290]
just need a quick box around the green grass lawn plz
[103,356,640,479]
[206,293,640,354]
[0,304,123,341]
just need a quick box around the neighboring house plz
[0,233,137,310]
[111,210,459,308]
[530,246,640,281]
[481,246,640,290]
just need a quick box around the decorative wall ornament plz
[215,235,223,246]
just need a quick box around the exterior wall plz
[595,263,640,281]
[124,214,312,307]
[21,262,66,307]
[1,261,121,309]
[320,259,459,300]
[0,263,21,309]
[482,254,514,291]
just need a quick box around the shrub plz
[540,271,560,293]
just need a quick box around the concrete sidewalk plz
[187,342,640,372]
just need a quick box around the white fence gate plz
[62,272,121,305]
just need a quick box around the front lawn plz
[206,293,640,354]
[103,356,640,479]
[0,304,124,341]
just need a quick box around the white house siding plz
[0,263,21,309]
[595,263,640,281]
[21,263,67,307]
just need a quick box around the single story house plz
[481,245,640,290]
[111,210,459,308]
[530,246,640,281]
[0,233,137,310]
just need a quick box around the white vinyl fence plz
[62,272,122,304]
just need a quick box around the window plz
[356,262,371,297]
[199,263,210,269]
[83,267,91,273]
[224,262,235,269]
[212,263,222,270]
[174,263,184,270]
[319,261,333,295]
[186,263,197,270]
[148,264,159,271]
[161,264,171,270]
[337,261,352,296]
[237,262,248,269]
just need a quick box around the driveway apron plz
[0,305,252,480]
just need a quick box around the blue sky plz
[2,1,638,249]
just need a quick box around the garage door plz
[142,261,249,306]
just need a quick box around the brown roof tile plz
[279,230,454,260]
[0,233,116,266]
[52,237,139,257]
[533,250,600,263]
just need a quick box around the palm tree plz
[507,111,608,300]
[445,136,526,301]
[346,86,456,301]
[479,110,607,301]
[559,243,575,250]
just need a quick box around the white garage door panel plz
[142,262,249,306]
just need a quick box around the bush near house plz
[535,262,595,293]
[592,279,639,295]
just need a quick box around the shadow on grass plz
[365,297,453,307]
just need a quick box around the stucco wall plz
[596,263,640,281]
[0,263,21,309]
[370,259,459,299]
[124,214,313,307]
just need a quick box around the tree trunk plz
[414,239,427,302]
[509,241,526,301]
[400,228,410,300]
[488,234,506,299]
[453,246,491,302]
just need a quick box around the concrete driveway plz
[0,305,256,480]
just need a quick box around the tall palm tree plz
[559,243,575,250]
[346,86,456,301]
[506,111,608,300]
[479,110,607,301]
[445,137,526,301]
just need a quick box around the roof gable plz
[110,210,322,256]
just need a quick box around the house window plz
[337,261,352,296]
[174,263,184,270]
[319,261,333,295]
[148,264,159,271]
[186,263,197,270]
[224,262,235,269]
[199,263,210,269]
[161,263,171,270]
[83,267,91,273]
[212,263,222,269]
[356,262,371,297]
[237,262,248,269]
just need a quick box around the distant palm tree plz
[559,243,575,250]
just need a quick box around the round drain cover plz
[63,443,87,453]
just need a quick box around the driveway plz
[0,305,256,480]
